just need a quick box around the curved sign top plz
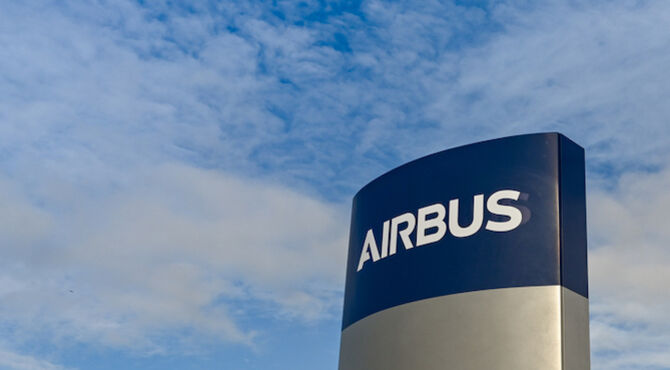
[341,132,588,329]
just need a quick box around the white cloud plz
[0,0,351,355]
[0,179,54,254]
[422,1,670,172]
[0,164,347,352]
[0,345,68,370]
[588,167,670,369]
[4,0,670,195]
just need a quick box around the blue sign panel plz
[341,133,587,330]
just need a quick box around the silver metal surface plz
[562,287,591,370]
[339,285,590,370]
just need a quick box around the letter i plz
[380,220,390,258]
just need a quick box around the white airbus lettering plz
[356,189,527,272]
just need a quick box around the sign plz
[339,133,590,370]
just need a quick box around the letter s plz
[485,190,523,232]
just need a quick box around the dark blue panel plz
[341,133,588,330]
[559,135,589,298]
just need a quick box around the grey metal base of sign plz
[339,285,590,370]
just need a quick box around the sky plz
[0,0,669,369]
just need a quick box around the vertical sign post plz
[339,133,589,370]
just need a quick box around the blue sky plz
[1,0,670,369]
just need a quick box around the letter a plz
[357,229,381,272]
